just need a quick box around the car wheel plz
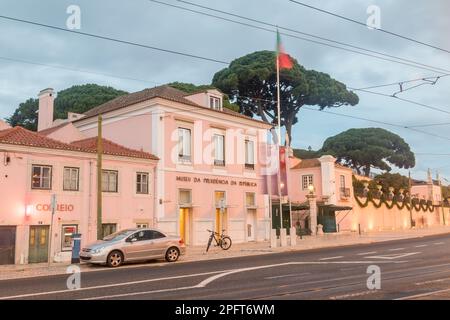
[107,250,124,267]
[165,247,180,262]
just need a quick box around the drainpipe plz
[88,160,93,242]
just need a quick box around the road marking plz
[365,252,420,260]
[415,277,450,286]
[433,242,445,245]
[319,256,344,261]
[415,245,428,248]
[0,270,226,300]
[357,251,377,256]
[396,288,450,300]
[264,272,310,280]
[388,248,405,251]
[78,261,401,300]
[330,290,378,300]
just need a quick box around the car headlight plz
[91,247,105,254]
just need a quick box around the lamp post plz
[306,185,317,235]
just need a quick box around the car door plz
[147,230,169,258]
[123,230,153,260]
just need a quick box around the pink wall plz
[0,147,156,263]
[46,123,86,143]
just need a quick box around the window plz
[136,223,148,229]
[149,230,165,239]
[61,225,77,251]
[102,170,118,193]
[213,134,225,166]
[209,96,221,110]
[245,140,255,170]
[102,224,117,238]
[340,175,350,199]
[340,175,346,189]
[63,167,79,191]
[178,128,192,162]
[31,165,52,190]
[245,192,256,207]
[179,189,192,205]
[302,175,313,190]
[136,172,149,194]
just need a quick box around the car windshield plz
[103,230,135,241]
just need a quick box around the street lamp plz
[308,184,315,195]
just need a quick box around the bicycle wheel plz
[220,236,232,250]
[206,235,213,252]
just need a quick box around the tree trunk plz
[363,164,371,177]
[284,117,293,147]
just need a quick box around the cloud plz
[0,0,449,179]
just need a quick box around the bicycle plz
[206,229,232,252]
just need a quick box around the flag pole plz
[276,31,283,231]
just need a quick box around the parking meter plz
[71,233,82,264]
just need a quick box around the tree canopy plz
[168,82,239,112]
[6,84,128,131]
[321,128,415,176]
[212,50,359,144]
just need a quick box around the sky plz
[0,0,449,181]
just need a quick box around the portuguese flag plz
[276,30,293,69]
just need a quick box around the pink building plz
[288,155,354,234]
[0,126,157,265]
[36,86,273,247]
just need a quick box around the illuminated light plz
[308,184,315,194]
[25,205,34,217]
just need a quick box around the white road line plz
[415,245,428,248]
[415,277,450,286]
[79,261,401,300]
[0,261,403,300]
[357,251,377,256]
[396,288,450,300]
[330,290,377,300]
[433,242,445,245]
[0,270,225,300]
[264,272,310,280]
[388,248,405,251]
[365,252,420,260]
[319,256,344,261]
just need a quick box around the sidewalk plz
[1,225,449,281]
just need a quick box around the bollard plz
[280,228,287,247]
[270,229,277,248]
[290,227,297,246]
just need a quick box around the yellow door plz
[215,208,227,234]
[179,208,190,245]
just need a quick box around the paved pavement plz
[0,231,449,300]
[1,225,449,281]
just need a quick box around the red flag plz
[277,30,293,69]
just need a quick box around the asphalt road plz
[0,233,449,300]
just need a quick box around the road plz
[0,233,449,300]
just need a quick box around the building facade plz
[0,126,157,265]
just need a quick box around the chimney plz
[38,88,55,131]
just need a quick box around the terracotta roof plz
[78,85,270,126]
[38,122,71,136]
[291,158,321,169]
[0,126,85,152]
[0,126,158,161]
[291,157,351,170]
[71,137,159,160]
[82,85,201,118]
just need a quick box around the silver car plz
[80,228,186,267]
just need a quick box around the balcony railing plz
[214,159,225,167]
[340,187,351,199]
[245,163,255,170]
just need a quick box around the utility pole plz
[438,171,446,226]
[97,115,103,240]
[48,194,56,267]
[408,171,413,229]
